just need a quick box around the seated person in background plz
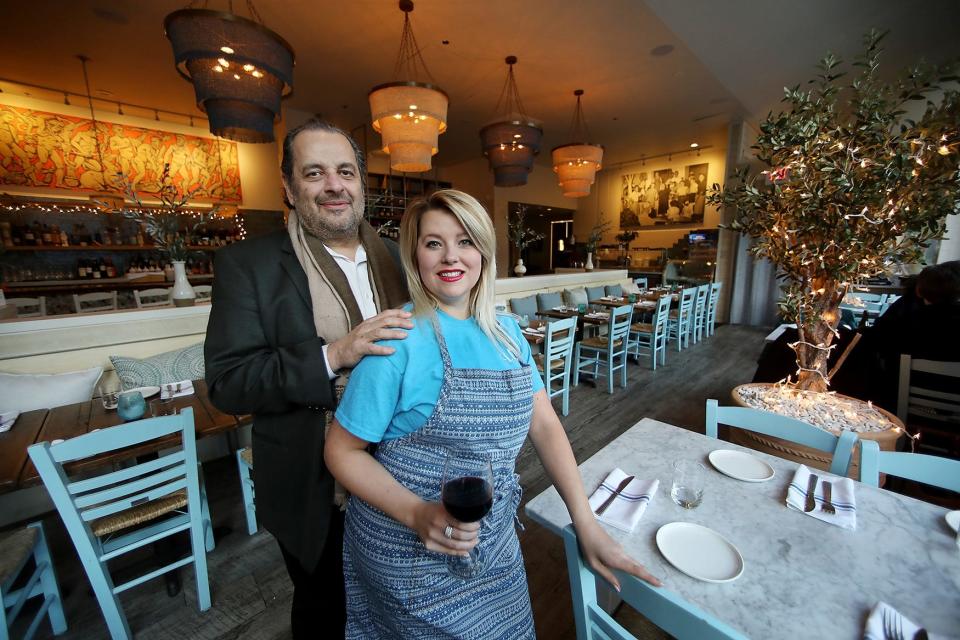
[325,190,660,639]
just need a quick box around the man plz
[205,119,411,638]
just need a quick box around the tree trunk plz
[793,282,844,392]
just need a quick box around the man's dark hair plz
[916,260,960,304]
[280,119,366,208]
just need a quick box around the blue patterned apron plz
[343,315,536,639]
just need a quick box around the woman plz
[325,190,659,639]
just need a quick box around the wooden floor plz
[27,324,769,640]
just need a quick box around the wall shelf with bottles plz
[365,172,452,232]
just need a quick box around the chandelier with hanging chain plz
[552,90,603,198]
[164,0,295,143]
[478,56,543,187]
[369,0,448,173]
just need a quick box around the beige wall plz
[0,93,284,211]
[575,146,728,251]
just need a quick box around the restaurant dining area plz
[1,1,959,639]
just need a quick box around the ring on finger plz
[443,524,454,539]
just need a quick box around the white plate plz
[656,522,744,583]
[708,449,776,483]
[946,510,960,533]
[126,386,160,399]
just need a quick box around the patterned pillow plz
[110,343,205,390]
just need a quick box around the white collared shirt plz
[320,243,377,379]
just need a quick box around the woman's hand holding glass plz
[410,501,479,557]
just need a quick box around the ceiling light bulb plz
[220,46,234,54]
[690,142,699,148]
[251,70,263,78]
[408,104,417,109]
[243,64,254,71]
[233,73,240,80]
[218,58,230,67]
[213,65,223,72]
[513,134,522,139]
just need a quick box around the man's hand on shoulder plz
[326,309,414,373]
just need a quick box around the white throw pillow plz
[0,367,103,413]
[622,281,642,294]
[563,288,589,306]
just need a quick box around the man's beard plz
[296,194,365,242]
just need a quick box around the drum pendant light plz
[164,3,295,143]
[369,0,448,173]
[478,56,543,187]
[552,90,604,198]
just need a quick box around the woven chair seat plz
[630,322,654,334]
[90,489,188,537]
[668,310,680,318]
[580,336,622,349]
[534,354,566,372]
[240,447,253,467]
[0,526,38,584]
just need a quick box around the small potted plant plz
[116,165,219,306]
[507,205,544,276]
[584,218,612,271]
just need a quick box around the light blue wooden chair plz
[897,355,960,456]
[573,305,633,394]
[236,447,257,535]
[859,440,960,491]
[705,400,858,476]
[535,316,578,416]
[706,281,722,337]
[633,277,648,290]
[27,409,213,640]
[0,522,66,640]
[562,524,747,640]
[667,287,695,351]
[691,283,710,344]
[627,294,670,370]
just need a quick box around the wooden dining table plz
[0,379,251,494]
[525,417,960,639]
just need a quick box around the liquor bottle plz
[106,258,117,278]
[32,222,43,245]
[92,259,102,279]
[59,225,69,246]
[23,224,36,245]
[77,259,86,279]
[41,224,53,245]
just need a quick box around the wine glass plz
[441,451,494,579]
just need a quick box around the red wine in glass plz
[441,453,494,579]
[442,476,493,523]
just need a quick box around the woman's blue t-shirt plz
[335,307,544,443]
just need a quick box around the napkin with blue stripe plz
[0,410,18,433]
[786,464,857,530]
[588,468,659,533]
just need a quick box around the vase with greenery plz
[116,164,220,306]
[584,218,612,270]
[709,31,959,392]
[507,205,544,276]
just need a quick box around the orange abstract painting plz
[0,105,242,202]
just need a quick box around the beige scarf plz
[287,210,408,506]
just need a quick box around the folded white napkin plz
[588,468,659,533]
[863,601,926,640]
[786,464,857,530]
[161,380,195,400]
[522,326,544,334]
[0,410,18,433]
[585,312,609,319]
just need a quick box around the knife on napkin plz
[804,473,818,512]
[595,475,635,516]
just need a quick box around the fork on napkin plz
[161,380,195,400]
[587,468,659,533]
[864,601,929,640]
[786,464,857,530]
[0,410,18,433]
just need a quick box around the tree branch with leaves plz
[708,30,959,391]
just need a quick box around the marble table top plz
[525,418,960,639]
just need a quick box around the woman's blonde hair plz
[399,189,520,360]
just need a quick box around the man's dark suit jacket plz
[204,229,400,571]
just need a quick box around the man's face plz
[283,129,364,241]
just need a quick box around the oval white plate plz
[946,510,960,533]
[708,449,775,483]
[656,522,744,583]
[126,386,160,399]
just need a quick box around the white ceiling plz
[1,0,957,168]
